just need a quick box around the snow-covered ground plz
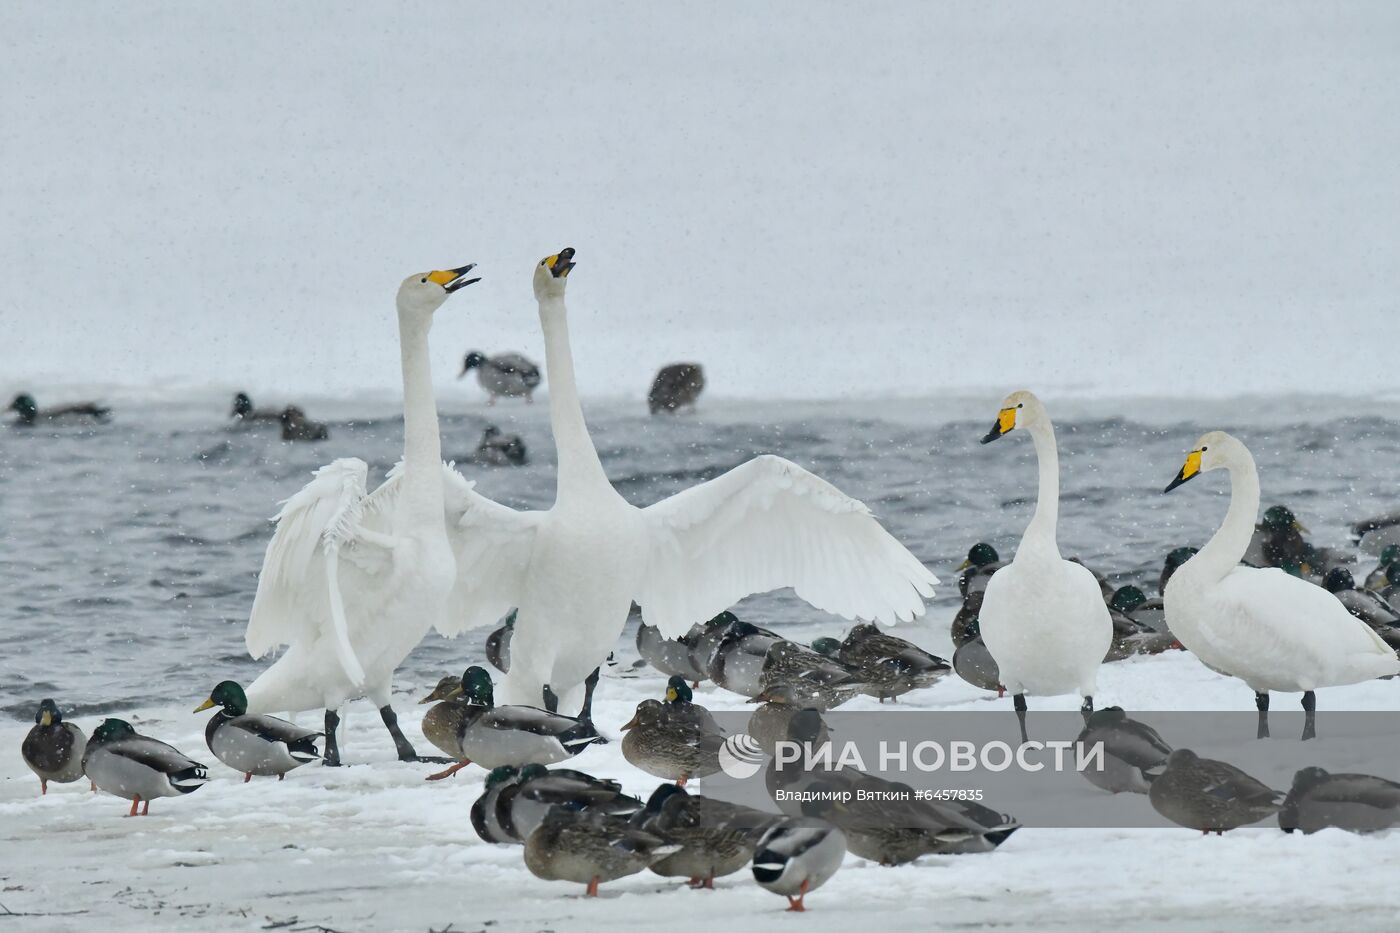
[5,613,1399,933]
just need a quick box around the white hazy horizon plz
[3,3,1397,402]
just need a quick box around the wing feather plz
[636,455,936,638]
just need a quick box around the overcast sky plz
[3,2,1397,401]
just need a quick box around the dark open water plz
[2,393,1396,720]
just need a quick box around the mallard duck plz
[278,405,329,441]
[706,620,782,697]
[1159,547,1198,596]
[814,623,950,702]
[637,621,708,684]
[1246,504,1320,578]
[194,680,322,781]
[633,783,777,887]
[9,393,109,426]
[1364,545,1400,592]
[1076,707,1171,795]
[422,666,605,781]
[951,618,1003,694]
[683,613,775,689]
[957,542,1003,599]
[621,678,725,785]
[460,350,542,404]
[950,590,983,649]
[472,425,528,466]
[1279,766,1400,834]
[648,363,705,414]
[1105,596,1180,661]
[1108,585,1171,636]
[82,719,208,816]
[751,817,846,912]
[761,640,868,709]
[1148,749,1281,834]
[1322,568,1400,647]
[747,688,831,757]
[21,699,87,795]
[230,392,282,423]
[419,673,468,757]
[472,765,526,844]
[804,775,1016,865]
[501,764,643,844]
[486,611,515,673]
[523,806,680,896]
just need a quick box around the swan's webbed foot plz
[324,709,343,767]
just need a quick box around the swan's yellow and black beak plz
[193,698,216,713]
[427,263,481,293]
[981,407,1017,444]
[1164,450,1203,493]
[544,247,576,278]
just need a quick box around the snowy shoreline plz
[6,644,1400,932]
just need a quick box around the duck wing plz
[109,736,207,777]
[636,455,936,637]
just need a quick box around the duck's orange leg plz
[786,879,810,912]
[425,761,471,781]
[586,876,600,897]
[127,796,140,817]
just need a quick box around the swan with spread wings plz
[242,261,479,765]
[432,248,938,717]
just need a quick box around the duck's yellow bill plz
[193,698,216,713]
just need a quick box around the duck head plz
[981,390,1047,444]
[458,666,496,707]
[419,675,464,704]
[1321,568,1355,593]
[9,394,37,424]
[809,638,841,659]
[1109,586,1147,614]
[194,680,248,716]
[642,782,688,815]
[231,392,254,418]
[34,698,62,727]
[484,764,522,789]
[959,542,1000,570]
[663,676,693,704]
[1163,431,1246,493]
[621,698,666,731]
[1261,505,1307,534]
[533,248,576,303]
[460,351,487,378]
[91,718,137,744]
[397,263,480,322]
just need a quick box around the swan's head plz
[396,263,480,318]
[980,389,1047,444]
[533,248,576,302]
[1163,430,1242,493]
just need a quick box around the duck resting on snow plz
[433,249,937,719]
[194,680,323,781]
[21,699,87,795]
[82,719,208,816]
[241,261,480,766]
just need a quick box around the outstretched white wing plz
[636,454,937,637]
[438,464,544,637]
[246,458,388,684]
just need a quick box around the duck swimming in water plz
[230,392,282,423]
[471,425,528,466]
[278,405,330,441]
[460,350,542,404]
[648,362,705,414]
[9,393,110,426]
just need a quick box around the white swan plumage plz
[977,390,1112,724]
[242,263,480,764]
[436,248,938,714]
[1163,430,1400,736]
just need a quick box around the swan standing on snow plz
[436,248,937,716]
[978,390,1112,740]
[1162,431,1400,739]
[242,262,481,765]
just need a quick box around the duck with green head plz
[1159,546,1199,595]
[8,393,111,426]
[82,718,208,816]
[621,676,726,786]
[1365,545,1400,593]
[957,542,1003,599]
[194,680,323,782]
[21,699,87,795]
[422,666,605,782]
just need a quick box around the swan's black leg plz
[1013,694,1029,744]
[379,704,418,761]
[1255,692,1270,739]
[324,709,342,767]
[580,667,601,721]
[1080,695,1094,723]
[1301,691,1316,741]
[542,684,559,714]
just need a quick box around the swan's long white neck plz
[1022,420,1061,555]
[538,293,610,496]
[396,309,444,520]
[1183,451,1260,585]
